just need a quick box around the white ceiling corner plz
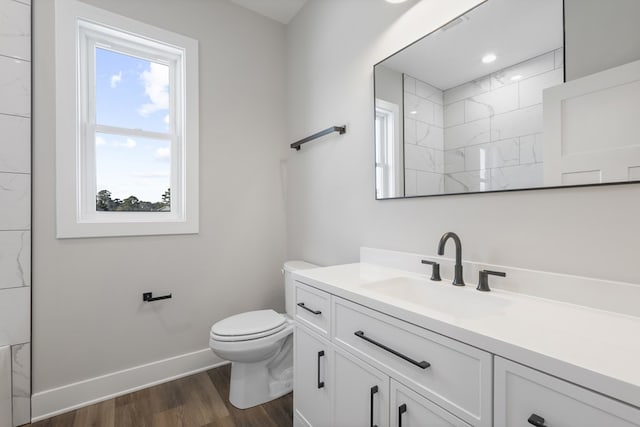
[229,0,308,24]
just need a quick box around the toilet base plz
[228,335,293,409]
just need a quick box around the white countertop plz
[293,262,640,409]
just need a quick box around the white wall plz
[565,0,640,81]
[285,0,640,285]
[33,0,287,397]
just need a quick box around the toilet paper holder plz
[142,292,172,302]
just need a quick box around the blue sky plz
[95,48,170,203]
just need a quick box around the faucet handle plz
[421,260,442,281]
[477,270,506,292]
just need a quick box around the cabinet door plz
[334,347,390,427]
[294,325,333,427]
[390,380,471,427]
[494,357,640,427]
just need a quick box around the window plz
[55,0,199,237]
[375,99,403,199]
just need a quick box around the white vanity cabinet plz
[294,324,332,427]
[293,281,490,427]
[494,357,640,427]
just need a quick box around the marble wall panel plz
[0,231,29,289]
[0,55,30,117]
[11,342,30,426]
[0,0,30,61]
[0,173,30,230]
[0,114,30,173]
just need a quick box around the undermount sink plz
[360,276,512,319]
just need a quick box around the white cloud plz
[114,138,137,149]
[132,172,169,178]
[155,147,170,161]
[138,63,169,117]
[95,136,107,146]
[110,71,122,88]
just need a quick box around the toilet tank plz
[283,260,318,317]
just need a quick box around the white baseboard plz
[31,348,227,422]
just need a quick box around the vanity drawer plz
[295,282,331,338]
[333,297,492,427]
[494,357,640,427]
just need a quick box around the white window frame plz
[55,0,199,238]
[375,99,403,198]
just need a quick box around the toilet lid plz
[211,309,286,338]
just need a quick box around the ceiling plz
[381,0,564,90]
[229,0,308,24]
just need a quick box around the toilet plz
[209,260,317,409]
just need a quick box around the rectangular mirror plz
[374,0,640,199]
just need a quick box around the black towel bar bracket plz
[143,292,172,302]
[291,125,347,150]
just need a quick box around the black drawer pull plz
[370,385,378,427]
[317,350,325,389]
[398,403,407,427]
[298,302,322,315]
[354,330,431,369]
[528,414,547,427]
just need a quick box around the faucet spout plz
[437,232,465,286]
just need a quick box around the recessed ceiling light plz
[481,53,497,64]
[510,74,523,81]
[385,0,409,3]
[409,110,418,115]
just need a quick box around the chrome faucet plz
[437,232,465,286]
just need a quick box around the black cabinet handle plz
[317,350,325,389]
[354,331,431,369]
[298,302,322,315]
[528,414,547,427]
[370,385,378,427]
[398,404,407,427]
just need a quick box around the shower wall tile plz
[444,170,489,193]
[0,114,30,173]
[520,134,543,165]
[519,68,563,108]
[491,163,544,190]
[444,101,465,127]
[416,80,443,105]
[444,149,465,174]
[0,287,29,346]
[0,0,30,61]
[415,121,443,150]
[415,171,444,195]
[491,51,555,90]
[491,104,543,142]
[11,342,30,426]
[404,144,443,174]
[0,231,29,289]
[0,173,30,230]
[464,83,519,122]
[444,76,490,105]
[0,55,30,117]
[444,118,490,149]
[465,138,520,171]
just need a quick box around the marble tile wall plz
[403,75,445,195]
[0,0,32,425]
[442,48,564,192]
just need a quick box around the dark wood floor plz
[28,364,293,427]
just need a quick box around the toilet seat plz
[210,309,287,342]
